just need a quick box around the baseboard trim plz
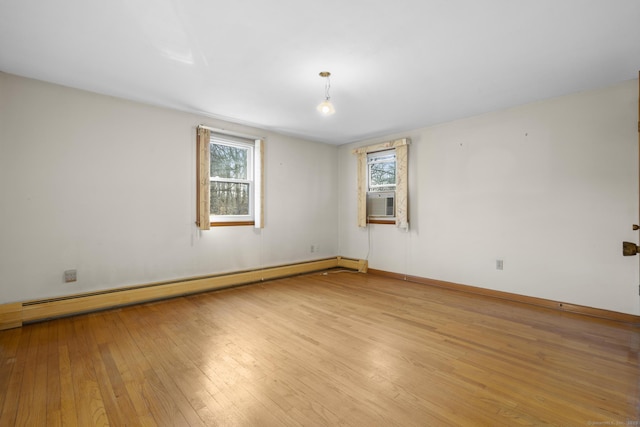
[0,257,367,330]
[368,269,640,326]
[0,303,22,330]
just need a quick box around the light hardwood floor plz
[0,271,638,426]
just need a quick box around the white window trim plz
[209,137,255,223]
[367,149,397,192]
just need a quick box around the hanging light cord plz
[324,75,331,101]
[317,71,335,115]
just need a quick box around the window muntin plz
[209,137,254,222]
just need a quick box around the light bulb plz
[317,99,335,115]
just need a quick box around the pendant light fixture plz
[317,71,335,115]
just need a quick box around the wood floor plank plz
[121,306,199,426]
[45,322,62,427]
[86,313,140,427]
[1,271,638,426]
[57,343,79,427]
[56,320,79,427]
[0,327,22,419]
[15,323,53,426]
[100,311,159,426]
[68,318,110,426]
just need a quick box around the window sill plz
[210,221,255,227]
[367,219,395,225]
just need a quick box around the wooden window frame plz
[353,138,409,229]
[196,126,264,230]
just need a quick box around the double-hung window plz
[196,127,264,229]
[366,149,397,220]
[368,150,396,192]
[210,136,254,221]
[353,138,409,229]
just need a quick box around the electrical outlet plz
[496,260,503,270]
[64,269,77,283]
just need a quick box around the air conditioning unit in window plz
[367,191,395,218]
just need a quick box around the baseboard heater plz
[0,256,368,330]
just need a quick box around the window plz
[368,150,396,192]
[196,127,264,229]
[352,138,409,229]
[367,150,396,221]
[210,137,254,221]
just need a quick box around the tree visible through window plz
[368,150,396,192]
[209,137,254,221]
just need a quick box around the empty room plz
[1,1,640,425]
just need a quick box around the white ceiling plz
[1,1,639,145]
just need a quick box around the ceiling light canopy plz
[317,71,335,116]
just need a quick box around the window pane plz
[210,182,250,216]
[369,162,396,186]
[368,152,395,163]
[210,144,248,179]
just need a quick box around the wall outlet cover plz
[64,269,77,283]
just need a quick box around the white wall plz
[2,72,637,316]
[0,73,338,303]
[339,79,639,315]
